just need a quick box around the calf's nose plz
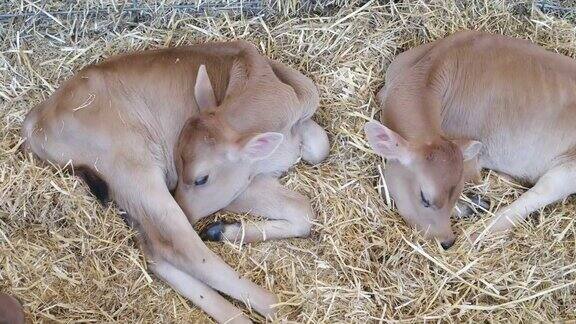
[441,238,456,250]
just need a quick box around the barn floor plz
[1,1,576,322]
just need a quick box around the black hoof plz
[200,221,225,241]
[467,194,490,211]
[441,238,456,250]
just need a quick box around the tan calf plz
[365,31,576,248]
[22,41,329,322]
[0,293,25,324]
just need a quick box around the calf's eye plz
[194,175,209,186]
[420,190,431,208]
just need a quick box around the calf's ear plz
[194,64,217,111]
[453,139,482,161]
[364,121,412,164]
[239,132,284,161]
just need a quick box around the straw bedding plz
[1,1,575,322]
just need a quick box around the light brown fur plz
[366,31,576,248]
[22,41,329,322]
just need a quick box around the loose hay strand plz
[1,0,576,323]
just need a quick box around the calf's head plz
[175,65,284,219]
[364,121,481,249]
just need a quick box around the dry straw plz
[1,0,575,322]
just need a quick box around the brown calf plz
[22,41,329,322]
[365,31,576,248]
[0,293,24,324]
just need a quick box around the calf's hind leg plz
[471,161,576,243]
[201,175,313,244]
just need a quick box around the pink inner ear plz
[244,133,283,160]
[250,136,272,154]
[250,137,272,153]
[256,137,270,145]
[377,132,391,141]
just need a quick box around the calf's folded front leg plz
[201,175,314,244]
[471,161,576,244]
[453,193,491,219]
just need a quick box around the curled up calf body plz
[365,31,576,249]
[22,41,329,323]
